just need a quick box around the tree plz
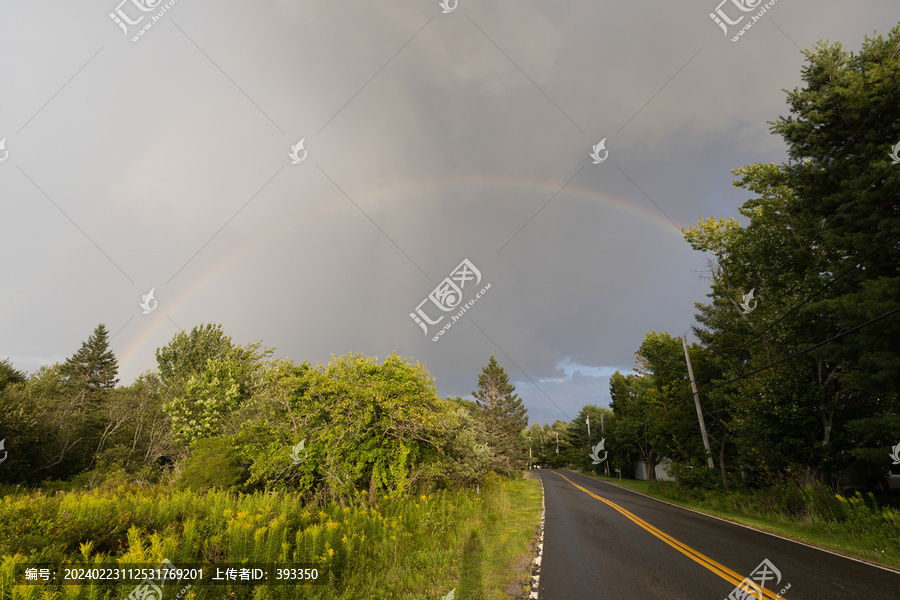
[472,355,529,475]
[526,423,552,467]
[164,341,270,446]
[680,25,900,484]
[156,323,235,385]
[91,372,178,478]
[60,323,119,400]
[440,400,494,486]
[20,325,123,477]
[232,353,453,504]
[609,370,660,480]
[684,167,850,483]
[0,358,26,393]
[0,371,43,484]
[568,405,611,472]
[549,420,578,468]
[770,28,900,401]
[156,324,272,447]
[23,364,98,479]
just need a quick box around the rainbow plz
[21,174,687,379]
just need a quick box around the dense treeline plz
[0,323,529,504]
[560,25,900,493]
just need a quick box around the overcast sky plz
[1,1,897,426]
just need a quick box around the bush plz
[802,483,850,522]
[665,461,722,490]
[480,471,503,490]
[176,435,250,492]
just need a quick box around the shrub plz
[665,461,722,490]
[802,483,850,522]
[481,471,503,490]
[176,435,250,492]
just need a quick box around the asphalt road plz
[533,469,900,600]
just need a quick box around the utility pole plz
[683,335,715,469]
[586,415,590,438]
[601,410,610,476]
[556,431,559,455]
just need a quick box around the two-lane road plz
[533,470,900,599]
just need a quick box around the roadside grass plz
[0,474,542,600]
[458,475,541,600]
[576,471,900,571]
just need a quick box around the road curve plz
[533,469,900,600]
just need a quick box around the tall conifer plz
[472,355,528,475]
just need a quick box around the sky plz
[1,0,897,426]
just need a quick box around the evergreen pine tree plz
[61,323,119,400]
[472,355,528,475]
[0,358,26,393]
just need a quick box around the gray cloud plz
[1,0,896,425]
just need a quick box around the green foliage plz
[607,331,699,483]
[0,359,25,393]
[166,358,246,445]
[564,405,612,472]
[0,377,43,484]
[480,471,502,490]
[161,329,271,446]
[439,406,494,486]
[472,355,529,475]
[0,475,540,599]
[674,25,900,486]
[664,462,722,491]
[156,323,236,384]
[231,353,453,504]
[60,323,119,398]
[770,28,900,401]
[176,435,250,492]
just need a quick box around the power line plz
[721,230,899,359]
[641,304,900,428]
[654,229,900,421]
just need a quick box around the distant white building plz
[633,458,675,482]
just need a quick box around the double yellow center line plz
[553,472,782,600]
